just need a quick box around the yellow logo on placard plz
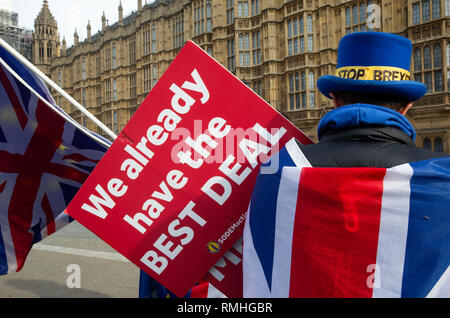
[206,241,221,254]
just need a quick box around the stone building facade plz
[32,0,450,152]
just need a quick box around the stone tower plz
[32,0,59,76]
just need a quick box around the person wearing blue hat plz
[296,31,447,167]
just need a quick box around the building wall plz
[34,0,450,153]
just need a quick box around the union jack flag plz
[138,271,226,298]
[243,140,450,297]
[0,45,110,274]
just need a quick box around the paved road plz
[0,221,140,298]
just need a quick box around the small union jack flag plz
[0,45,110,274]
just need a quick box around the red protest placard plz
[65,41,313,297]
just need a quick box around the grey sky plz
[11,0,149,47]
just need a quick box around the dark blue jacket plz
[298,104,448,168]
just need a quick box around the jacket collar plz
[317,103,416,141]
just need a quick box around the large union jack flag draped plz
[0,45,111,274]
[243,141,450,298]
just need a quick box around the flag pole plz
[0,37,117,141]
[0,57,112,149]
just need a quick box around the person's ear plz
[330,92,342,108]
[398,102,413,115]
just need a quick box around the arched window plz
[432,0,441,18]
[239,34,244,50]
[423,46,431,69]
[434,137,444,152]
[308,71,315,90]
[287,20,292,38]
[434,44,442,67]
[206,3,211,18]
[301,72,306,90]
[307,14,313,33]
[293,18,298,36]
[423,0,430,21]
[359,3,366,23]
[345,7,351,27]
[352,5,358,24]
[301,72,306,108]
[58,69,62,86]
[447,43,450,66]
[414,48,422,71]
[423,137,432,150]
[152,65,158,86]
[151,26,157,53]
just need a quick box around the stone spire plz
[87,20,91,41]
[119,1,123,25]
[74,29,79,45]
[34,0,57,27]
[62,36,66,55]
[138,0,142,12]
[102,11,106,31]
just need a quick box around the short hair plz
[333,91,409,111]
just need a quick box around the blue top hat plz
[317,32,427,102]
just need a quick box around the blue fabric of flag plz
[402,157,450,297]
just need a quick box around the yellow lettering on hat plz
[335,66,410,81]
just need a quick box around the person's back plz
[298,103,448,168]
[299,32,448,168]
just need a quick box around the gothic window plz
[173,16,184,49]
[239,33,250,66]
[414,48,422,71]
[432,0,441,18]
[309,71,315,108]
[307,14,313,33]
[252,31,261,64]
[415,43,445,92]
[434,137,444,152]
[82,88,86,106]
[143,24,151,56]
[227,0,234,24]
[434,44,442,67]
[129,38,136,64]
[82,57,86,80]
[152,65,158,86]
[307,34,314,52]
[112,45,117,69]
[423,46,431,69]
[301,72,307,108]
[423,137,431,150]
[105,78,111,102]
[435,71,443,91]
[251,0,260,15]
[113,79,117,101]
[227,39,235,71]
[112,110,118,134]
[345,1,372,33]
[287,17,302,55]
[288,72,301,110]
[129,73,137,98]
[206,2,212,32]
[152,26,157,53]
[238,1,249,17]
[413,2,420,24]
[422,0,430,21]
[143,65,151,93]
[58,69,62,86]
